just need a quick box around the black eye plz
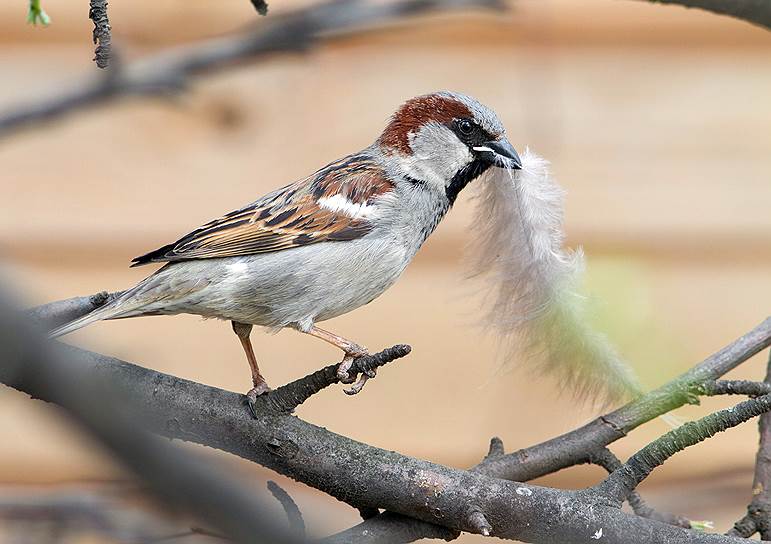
[457,119,474,136]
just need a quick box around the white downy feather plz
[467,148,641,403]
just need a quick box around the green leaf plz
[689,520,715,532]
[27,0,51,26]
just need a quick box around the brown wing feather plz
[131,153,393,266]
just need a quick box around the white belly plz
[147,235,413,331]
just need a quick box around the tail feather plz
[48,297,142,338]
[467,149,642,404]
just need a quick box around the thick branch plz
[637,0,771,30]
[0,0,500,137]
[4,326,758,543]
[21,295,771,542]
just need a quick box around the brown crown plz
[378,94,472,155]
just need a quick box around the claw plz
[344,368,376,395]
[243,382,271,418]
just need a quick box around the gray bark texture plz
[6,293,770,543]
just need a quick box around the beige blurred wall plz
[1,0,770,540]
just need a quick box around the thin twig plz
[705,379,771,397]
[727,351,771,539]
[264,345,411,413]
[587,447,690,528]
[267,481,305,538]
[597,391,771,504]
[88,0,112,69]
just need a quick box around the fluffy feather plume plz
[467,149,642,404]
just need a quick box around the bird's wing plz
[131,153,395,266]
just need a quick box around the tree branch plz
[1,292,296,544]
[727,351,771,539]
[0,0,501,138]
[637,0,771,30]
[475,317,771,482]
[586,447,691,528]
[265,345,411,413]
[8,298,768,542]
[267,481,306,538]
[597,392,771,504]
[88,0,112,69]
[325,318,771,542]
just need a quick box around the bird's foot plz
[336,344,369,383]
[243,381,272,418]
[336,346,378,395]
[344,367,377,396]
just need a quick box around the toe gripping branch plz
[258,344,412,415]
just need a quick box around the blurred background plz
[1,0,770,541]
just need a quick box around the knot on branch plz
[466,509,492,536]
[483,437,505,460]
[749,501,771,537]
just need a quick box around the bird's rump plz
[131,153,395,266]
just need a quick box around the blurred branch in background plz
[0,0,502,138]
[0,488,179,542]
[0,290,299,544]
[639,0,771,30]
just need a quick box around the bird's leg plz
[232,321,270,415]
[303,326,374,389]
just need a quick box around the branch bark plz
[325,317,771,542]
[10,295,770,543]
[6,343,753,544]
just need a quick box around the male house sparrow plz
[50,91,521,408]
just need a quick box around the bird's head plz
[377,91,521,204]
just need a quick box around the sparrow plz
[50,91,521,410]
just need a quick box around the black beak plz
[474,140,522,170]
